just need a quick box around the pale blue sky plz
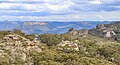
[0,0,120,21]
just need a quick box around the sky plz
[0,0,120,21]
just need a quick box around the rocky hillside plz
[0,33,42,65]
[0,22,120,65]
[65,22,120,42]
[0,29,120,65]
[89,21,120,42]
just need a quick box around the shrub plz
[39,34,62,46]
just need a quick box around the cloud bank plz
[0,0,120,21]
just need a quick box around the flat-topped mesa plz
[23,22,47,25]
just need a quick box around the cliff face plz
[23,22,47,26]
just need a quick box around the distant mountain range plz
[0,21,111,34]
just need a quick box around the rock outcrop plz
[89,22,120,42]
[78,29,88,37]
[67,28,88,37]
[68,28,78,35]
[57,40,79,51]
[96,24,105,29]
